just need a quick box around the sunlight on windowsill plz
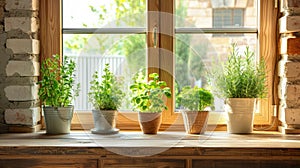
[0,130,299,148]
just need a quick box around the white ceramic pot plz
[91,110,119,134]
[225,98,257,134]
[43,106,74,134]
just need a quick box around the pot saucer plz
[91,128,119,135]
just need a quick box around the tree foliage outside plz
[64,0,146,74]
[64,0,207,110]
[175,0,190,89]
[175,0,207,109]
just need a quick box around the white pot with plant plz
[177,86,214,134]
[38,54,80,134]
[88,63,125,134]
[130,72,171,134]
[209,44,267,134]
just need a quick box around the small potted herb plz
[130,72,171,134]
[209,44,267,133]
[38,54,80,134]
[178,86,214,134]
[88,63,125,134]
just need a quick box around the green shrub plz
[178,86,214,111]
[130,72,171,112]
[38,54,80,107]
[88,64,125,110]
[209,44,267,98]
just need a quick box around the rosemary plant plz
[209,44,267,98]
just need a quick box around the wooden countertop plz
[0,131,299,148]
[0,131,300,168]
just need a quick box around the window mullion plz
[40,0,62,60]
[147,0,160,75]
[63,28,147,34]
[175,27,258,34]
[148,0,178,125]
[159,0,177,124]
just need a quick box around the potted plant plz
[88,63,125,134]
[209,44,267,133]
[38,54,80,134]
[177,86,214,134]
[130,72,171,134]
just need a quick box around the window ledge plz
[1,131,300,167]
[0,131,299,148]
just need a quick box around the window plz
[175,0,258,114]
[41,0,278,130]
[213,9,244,28]
[62,0,147,112]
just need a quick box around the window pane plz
[175,33,257,111]
[63,0,146,28]
[63,34,146,111]
[233,9,244,27]
[176,0,257,28]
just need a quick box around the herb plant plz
[177,86,214,111]
[88,64,125,110]
[209,44,267,98]
[130,72,172,112]
[38,54,80,107]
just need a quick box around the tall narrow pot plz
[138,112,162,134]
[43,106,74,134]
[91,110,119,134]
[181,111,209,134]
[225,98,256,134]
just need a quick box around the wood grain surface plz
[0,131,299,167]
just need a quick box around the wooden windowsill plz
[1,131,300,167]
[0,131,299,148]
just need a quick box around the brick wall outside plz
[279,0,300,129]
[0,0,40,133]
[185,0,257,63]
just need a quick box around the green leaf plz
[129,72,171,112]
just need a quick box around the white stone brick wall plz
[5,108,40,125]
[279,0,300,129]
[285,109,300,126]
[279,16,300,33]
[5,0,39,11]
[0,0,41,132]
[4,85,39,101]
[5,17,38,33]
[6,39,39,54]
[279,60,300,80]
[6,60,39,76]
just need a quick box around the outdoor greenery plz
[64,0,207,110]
[64,0,146,73]
[209,44,267,98]
[38,54,80,107]
[130,72,171,113]
[88,64,125,110]
[175,0,192,89]
[177,86,214,111]
[65,0,206,84]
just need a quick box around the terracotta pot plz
[225,98,257,134]
[138,112,162,134]
[181,111,209,134]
